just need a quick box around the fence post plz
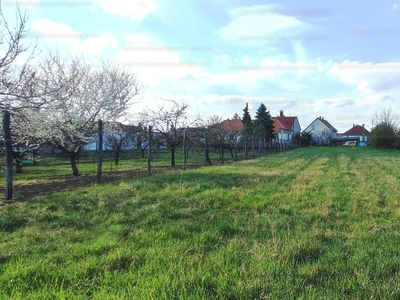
[97,119,103,183]
[147,125,152,176]
[234,134,238,162]
[3,110,12,200]
[183,128,187,170]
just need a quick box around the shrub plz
[370,123,397,149]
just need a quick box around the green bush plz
[370,123,397,149]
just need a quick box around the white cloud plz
[31,19,117,56]
[93,0,157,20]
[218,4,307,46]
[80,34,118,55]
[31,19,81,46]
[329,61,400,93]
[393,3,398,10]
[115,38,209,88]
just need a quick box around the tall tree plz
[254,103,275,155]
[254,103,275,140]
[372,107,400,132]
[241,102,253,158]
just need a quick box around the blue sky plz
[3,0,400,132]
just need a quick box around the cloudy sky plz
[3,0,400,132]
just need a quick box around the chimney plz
[353,124,355,127]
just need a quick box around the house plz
[334,124,370,146]
[220,118,243,132]
[84,122,141,151]
[271,116,301,141]
[303,116,338,145]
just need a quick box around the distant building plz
[271,116,301,141]
[334,124,370,146]
[303,116,338,145]
[341,124,369,142]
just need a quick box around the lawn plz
[1,146,400,299]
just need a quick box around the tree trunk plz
[15,159,22,174]
[70,152,80,176]
[204,133,212,165]
[171,148,176,166]
[114,150,119,165]
[228,146,234,158]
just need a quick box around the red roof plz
[271,116,297,131]
[220,119,243,132]
[342,125,370,135]
[272,119,284,132]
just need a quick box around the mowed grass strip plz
[1,147,400,299]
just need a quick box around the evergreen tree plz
[241,103,253,157]
[254,103,275,141]
[242,103,253,135]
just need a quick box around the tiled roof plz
[220,119,243,132]
[342,125,370,135]
[271,116,297,130]
[272,119,284,132]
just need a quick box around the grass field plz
[0,149,223,184]
[1,146,400,299]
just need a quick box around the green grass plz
[1,146,400,299]
[0,149,222,183]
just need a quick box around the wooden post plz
[147,125,152,176]
[3,110,13,200]
[234,135,238,162]
[183,128,187,170]
[97,119,103,183]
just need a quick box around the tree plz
[233,113,240,120]
[143,98,191,166]
[104,122,138,165]
[370,123,396,149]
[132,123,149,158]
[372,107,400,132]
[241,102,253,158]
[0,5,53,114]
[296,131,312,147]
[30,54,145,176]
[254,103,275,155]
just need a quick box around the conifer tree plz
[254,103,275,155]
[241,103,253,158]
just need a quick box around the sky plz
[3,0,400,132]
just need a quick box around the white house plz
[271,116,301,141]
[303,116,338,145]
